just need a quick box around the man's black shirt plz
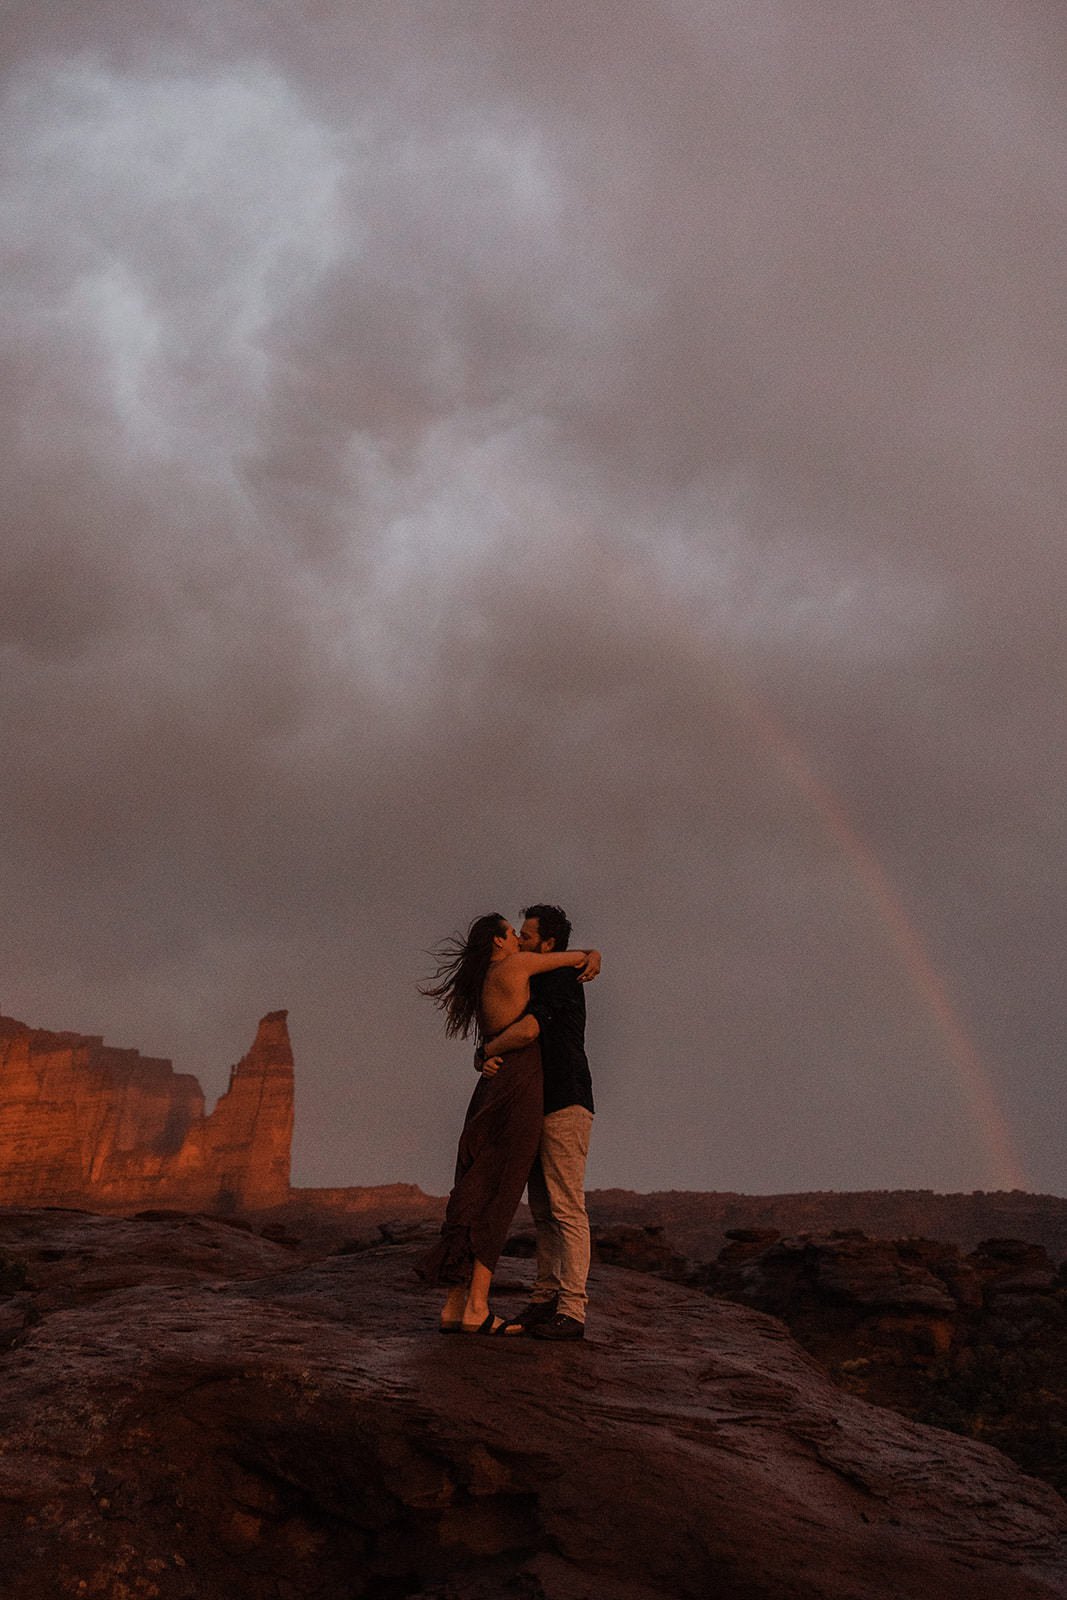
[528,968,595,1117]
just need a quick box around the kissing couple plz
[417,904,599,1340]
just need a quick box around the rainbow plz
[721,672,1027,1192]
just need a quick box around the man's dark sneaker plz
[502,1295,558,1335]
[530,1313,585,1341]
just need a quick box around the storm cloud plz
[2,1,1064,1196]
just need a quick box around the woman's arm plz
[512,949,594,976]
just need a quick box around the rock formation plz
[0,1011,293,1212]
[0,1208,1064,1599]
[585,1186,1067,1263]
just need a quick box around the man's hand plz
[474,1045,504,1077]
[577,949,602,983]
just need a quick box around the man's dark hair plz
[522,903,571,951]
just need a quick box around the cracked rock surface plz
[0,1209,1064,1600]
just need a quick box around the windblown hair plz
[522,903,571,950]
[420,912,506,1040]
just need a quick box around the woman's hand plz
[578,949,602,982]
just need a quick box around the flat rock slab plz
[0,1211,1064,1600]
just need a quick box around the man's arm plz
[474,1012,541,1076]
[485,1013,540,1057]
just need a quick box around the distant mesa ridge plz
[0,1010,293,1213]
[2,1010,1066,1257]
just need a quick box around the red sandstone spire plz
[200,1011,295,1210]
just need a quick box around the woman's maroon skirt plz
[416,1041,543,1284]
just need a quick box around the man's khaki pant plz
[527,1105,594,1323]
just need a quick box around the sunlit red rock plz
[0,1010,293,1212]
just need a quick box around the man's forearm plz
[485,1014,540,1056]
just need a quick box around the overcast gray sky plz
[2,1,1064,1198]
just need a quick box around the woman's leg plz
[462,1259,503,1329]
[440,1283,468,1326]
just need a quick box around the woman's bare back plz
[479,955,531,1037]
[478,947,591,1037]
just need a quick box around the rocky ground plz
[1,1208,1065,1599]
[566,1220,1067,1499]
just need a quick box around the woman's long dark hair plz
[420,912,506,1040]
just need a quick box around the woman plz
[417,911,594,1333]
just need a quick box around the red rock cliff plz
[0,1010,293,1212]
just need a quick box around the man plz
[478,904,599,1341]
